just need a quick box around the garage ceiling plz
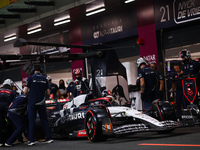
[0,0,92,32]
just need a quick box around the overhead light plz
[27,23,42,35]
[54,15,70,26]
[125,0,135,3]
[86,1,105,16]
[4,33,17,42]
[86,8,105,16]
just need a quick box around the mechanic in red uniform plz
[0,79,16,147]
[24,65,53,146]
[74,68,90,97]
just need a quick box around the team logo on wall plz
[182,78,197,103]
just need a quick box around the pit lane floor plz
[2,126,200,150]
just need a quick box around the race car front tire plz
[85,110,108,142]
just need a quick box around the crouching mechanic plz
[0,79,16,147]
[137,57,157,110]
[5,94,28,147]
[24,65,53,146]
[74,68,90,96]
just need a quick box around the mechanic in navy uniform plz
[66,79,76,98]
[0,79,16,147]
[5,94,28,147]
[74,68,90,97]
[171,63,186,118]
[47,76,60,99]
[178,49,200,100]
[24,65,53,146]
[136,57,157,110]
[150,63,164,100]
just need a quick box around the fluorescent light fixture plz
[27,28,42,34]
[86,8,105,16]
[4,33,17,42]
[125,0,135,3]
[54,15,70,26]
[27,22,42,35]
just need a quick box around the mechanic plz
[0,79,16,147]
[5,94,28,147]
[150,63,164,100]
[136,57,157,110]
[178,49,200,101]
[171,63,186,118]
[24,65,53,146]
[47,76,60,99]
[74,68,90,96]
[66,79,76,98]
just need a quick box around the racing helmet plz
[74,68,82,80]
[3,79,14,87]
[46,76,52,81]
[178,49,191,60]
[136,57,146,68]
[102,89,112,97]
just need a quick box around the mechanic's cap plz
[178,49,191,59]
[74,68,82,75]
[136,57,147,68]
[3,79,14,87]
[46,76,52,81]
[66,79,74,85]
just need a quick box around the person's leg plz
[37,105,52,141]
[6,112,25,145]
[0,105,6,145]
[28,105,37,143]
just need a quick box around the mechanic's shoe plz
[5,143,12,147]
[28,141,35,146]
[45,139,54,144]
[0,143,3,147]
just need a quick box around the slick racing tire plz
[85,110,108,142]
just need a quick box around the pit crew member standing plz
[178,49,200,99]
[24,65,53,146]
[0,79,16,147]
[171,63,186,118]
[66,79,76,98]
[5,94,28,147]
[47,76,60,99]
[150,63,164,100]
[74,68,90,96]
[137,58,157,110]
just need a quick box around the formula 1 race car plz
[45,94,178,141]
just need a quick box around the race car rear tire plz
[85,110,108,142]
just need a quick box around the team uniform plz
[155,71,163,100]
[74,77,90,96]
[49,82,59,99]
[0,82,16,146]
[172,72,187,118]
[26,72,52,144]
[6,94,28,146]
[66,82,76,97]
[138,66,157,110]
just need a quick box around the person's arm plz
[159,79,164,91]
[140,77,145,93]
[46,89,50,97]
[24,87,29,95]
